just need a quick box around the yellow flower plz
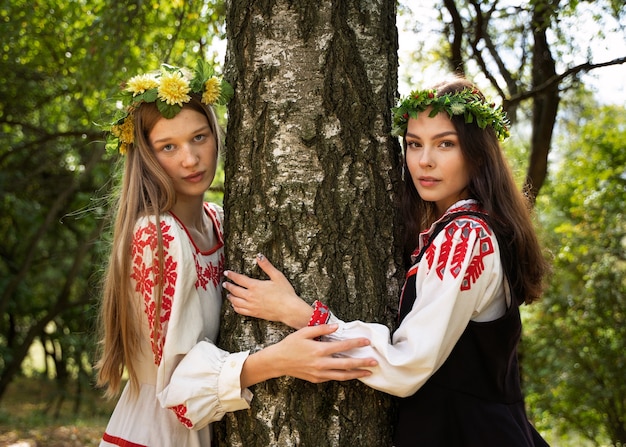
[111,125,120,137]
[111,116,135,155]
[126,74,159,96]
[158,71,191,106]
[117,117,135,144]
[202,77,221,105]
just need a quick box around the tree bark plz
[218,0,403,445]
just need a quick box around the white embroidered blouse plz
[100,203,252,447]
[324,199,508,398]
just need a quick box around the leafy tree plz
[402,0,626,200]
[526,100,626,446]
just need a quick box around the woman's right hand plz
[240,324,377,388]
[224,254,314,329]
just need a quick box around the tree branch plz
[507,56,626,106]
[443,0,465,74]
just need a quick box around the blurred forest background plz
[1,0,625,446]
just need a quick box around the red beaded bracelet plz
[308,300,330,326]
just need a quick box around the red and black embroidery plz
[462,235,494,291]
[432,217,494,290]
[398,209,495,322]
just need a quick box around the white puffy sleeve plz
[131,214,252,430]
[158,342,252,429]
[324,216,506,397]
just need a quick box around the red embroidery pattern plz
[450,224,473,277]
[461,237,494,291]
[130,220,177,365]
[102,432,148,447]
[308,300,330,326]
[424,244,436,271]
[195,252,225,290]
[171,404,193,428]
[433,218,494,290]
[435,226,455,277]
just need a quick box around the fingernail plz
[223,270,230,277]
[256,253,265,261]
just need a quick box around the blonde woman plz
[96,61,376,447]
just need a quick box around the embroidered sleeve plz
[159,343,252,429]
[322,216,505,398]
[130,217,176,365]
[132,215,252,430]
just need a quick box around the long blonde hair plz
[96,96,220,398]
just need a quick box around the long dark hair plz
[400,76,549,304]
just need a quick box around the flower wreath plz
[107,60,234,155]
[391,88,510,141]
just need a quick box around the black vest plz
[393,212,548,447]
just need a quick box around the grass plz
[0,376,116,447]
[0,376,604,447]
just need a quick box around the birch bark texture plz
[218,0,403,445]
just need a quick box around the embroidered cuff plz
[308,300,330,326]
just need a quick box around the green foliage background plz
[526,102,626,445]
[1,1,625,445]
[0,0,227,409]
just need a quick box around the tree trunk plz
[217,0,403,445]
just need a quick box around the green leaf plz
[157,101,181,119]
[142,89,158,103]
[218,79,234,104]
